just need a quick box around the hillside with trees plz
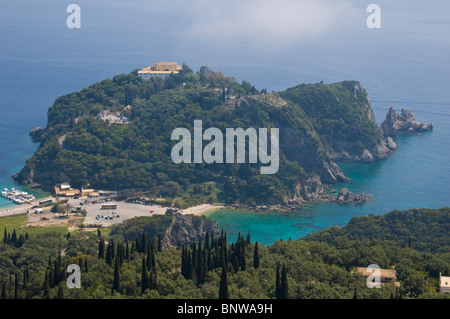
[0,208,448,299]
[14,65,392,206]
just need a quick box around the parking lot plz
[68,197,168,227]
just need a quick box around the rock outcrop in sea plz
[381,107,433,137]
[335,187,373,205]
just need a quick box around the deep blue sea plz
[1,0,449,245]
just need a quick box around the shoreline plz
[180,204,225,216]
[0,194,53,217]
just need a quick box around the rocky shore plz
[220,186,373,212]
[334,187,373,205]
[381,107,433,137]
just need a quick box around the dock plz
[1,187,36,205]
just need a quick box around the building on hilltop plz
[440,273,450,295]
[138,62,182,80]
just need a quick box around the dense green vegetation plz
[0,208,448,299]
[305,208,450,253]
[16,65,384,206]
[280,81,381,154]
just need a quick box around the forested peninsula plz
[14,65,431,207]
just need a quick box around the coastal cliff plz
[110,212,219,249]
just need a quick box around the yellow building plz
[138,62,182,80]
[54,183,80,197]
[356,267,398,283]
[440,273,450,295]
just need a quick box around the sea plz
[0,0,449,245]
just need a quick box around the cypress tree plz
[57,284,64,299]
[1,284,6,299]
[105,243,112,266]
[110,240,115,260]
[84,257,88,273]
[275,265,280,298]
[48,266,54,288]
[181,246,186,278]
[146,245,152,269]
[97,228,101,238]
[157,234,162,252]
[150,241,156,268]
[218,265,229,299]
[141,257,148,294]
[140,232,147,253]
[43,271,50,299]
[205,231,210,251]
[253,242,260,269]
[112,258,120,294]
[280,266,288,299]
[186,248,193,280]
[3,228,6,244]
[14,275,18,299]
[246,232,251,244]
[211,232,215,250]
[98,238,105,259]
[353,288,358,299]
[11,229,17,244]
[240,245,246,271]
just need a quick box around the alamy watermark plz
[366,264,381,288]
[66,264,81,288]
[171,120,279,174]
[66,4,81,29]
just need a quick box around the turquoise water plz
[0,1,449,243]
[206,102,450,245]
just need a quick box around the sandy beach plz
[180,204,224,215]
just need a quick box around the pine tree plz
[253,242,260,269]
[218,265,229,299]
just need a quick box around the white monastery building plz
[138,62,182,80]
